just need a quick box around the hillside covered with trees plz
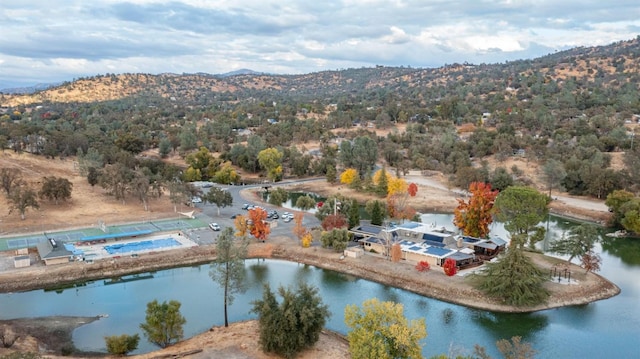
[1,36,640,233]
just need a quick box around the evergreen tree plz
[493,186,549,249]
[474,245,549,306]
[549,224,599,263]
[366,199,386,226]
[251,283,330,359]
[348,198,361,229]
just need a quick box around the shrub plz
[443,258,457,276]
[415,261,430,272]
[105,334,140,356]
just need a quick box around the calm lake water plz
[1,214,639,358]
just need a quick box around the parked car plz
[191,196,202,204]
[242,204,250,210]
[209,223,221,231]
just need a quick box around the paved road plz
[404,172,610,214]
[193,179,322,243]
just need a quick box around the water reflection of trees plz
[247,258,269,286]
[600,237,640,266]
[470,310,549,341]
[320,269,354,289]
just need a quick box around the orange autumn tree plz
[453,182,498,238]
[293,213,312,247]
[248,207,270,242]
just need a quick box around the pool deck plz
[73,231,197,261]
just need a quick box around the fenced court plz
[0,217,207,251]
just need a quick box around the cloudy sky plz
[1,0,639,89]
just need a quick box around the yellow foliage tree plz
[234,215,248,237]
[345,298,426,359]
[340,168,358,185]
[387,177,407,196]
[301,232,313,248]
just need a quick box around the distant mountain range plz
[0,69,264,94]
[2,36,639,107]
[1,82,61,95]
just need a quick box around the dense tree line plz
[1,38,639,222]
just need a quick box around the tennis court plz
[0,217,207,251]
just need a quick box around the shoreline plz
[0,236,621,313]
[0,236,621,358]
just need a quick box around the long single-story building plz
[354,221,508,269]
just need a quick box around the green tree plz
[251,283,330,359]
[104,334,140,356]
[549,224,599,263]
[213,161,241,184]
[493,186,549,249]
[179,125,197,153]
[39,176,73,205]
[295,194,317,211]
[210,228,249,327]
[474,245,549,306]
[320,228,350,252]
[77,147,104,176]
[87,167,99,189]
[374,167,389,196]
[267,187,288,206]
[490,166,514,192]
[340,136,378,178]
[325,165,337,184]
[100,163,133,204]
[605,190,635,228]
[348,199,361,229]
[130,171,151,211]
[204,187,233,216]
[345,298,426,359]
[258,147,284,182]
[620,203,640,234]
[185,147,218,179]
[8,185,39,220]
[115,133,144,154]
[158,137,172,158]
[365,199,387,226]
[139,300,186,348]
[540,159,566,197]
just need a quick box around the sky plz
[1,0,640,89]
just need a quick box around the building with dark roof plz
[36,238,73,265]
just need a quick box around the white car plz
[191,196,203,204]
[209,223,221,231]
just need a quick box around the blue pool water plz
[104,238,180,254]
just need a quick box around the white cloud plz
[0,0,639,88]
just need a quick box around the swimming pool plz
[104,238,181,255]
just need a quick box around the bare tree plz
[0,168,22,196]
